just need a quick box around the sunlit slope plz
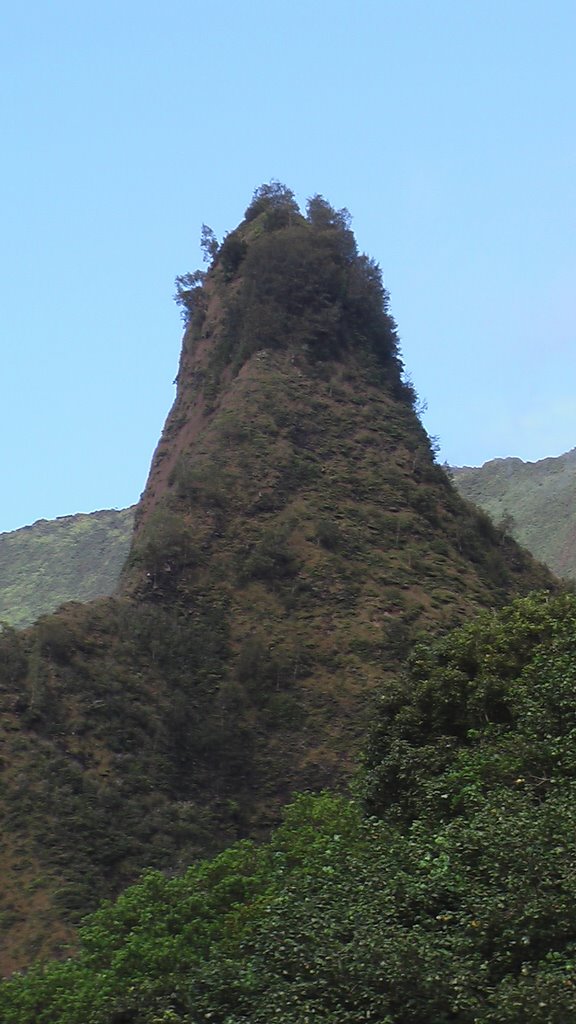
[0,509,135,627]
[452,449,576,579]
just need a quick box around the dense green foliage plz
[0,509,135,627]
[2,593,575,1022]
[452,449,576,580]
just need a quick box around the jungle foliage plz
[2,593,575,1023]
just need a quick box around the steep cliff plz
[0,186,555,972]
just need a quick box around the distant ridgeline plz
[0,183,554,974]
[452,448,576,581]
[0,509,135,628]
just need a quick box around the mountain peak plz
[134,185,414,535]
[0,187,556,973]
[177,183,408,384]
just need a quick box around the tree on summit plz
[244,181,300,228]
[306,193,352,233]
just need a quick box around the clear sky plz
[1,1,575,533]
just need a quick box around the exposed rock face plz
[0,187,555,973]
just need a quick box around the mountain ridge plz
[452,447,576,579]
[0,508,135,628]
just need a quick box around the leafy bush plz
[314,517,343,551]
[131,508,196,584]
[239,528,299,584]
[3,786,576,1022]
[173,270,206,325]
[217,233,248,280]
[361,591,576,823]
[244,181,300,227]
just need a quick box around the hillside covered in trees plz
[0,185,555,978]
[0,509,135,628]
[2,591,574,1022]
[452,449,576,580]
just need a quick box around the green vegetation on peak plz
[0,508,135,628]
[174,184,413,407]
[452,448,576,580]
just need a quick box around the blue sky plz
[1,1,575,532]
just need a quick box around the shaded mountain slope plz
[0,509,135,628]
[0,186,555,973]
[452,448,576,580]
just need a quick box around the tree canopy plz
[2,592,575,1023]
